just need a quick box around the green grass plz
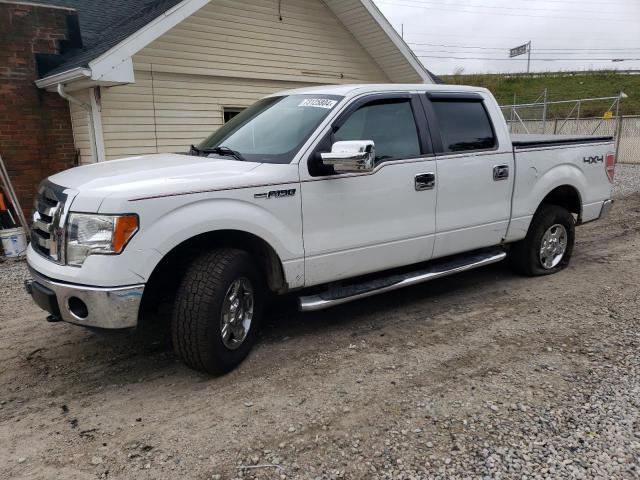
[441,71,640,118]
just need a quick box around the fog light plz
[68,297,88,319]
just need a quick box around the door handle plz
[415,172,435,191]
[493,164,509,181]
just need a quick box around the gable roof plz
[323,0,431,83]
[35,0,433,87]
[35,0,185,77]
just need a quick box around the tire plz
[509,204,575,276]
[171,248,264,374]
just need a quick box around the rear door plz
[421,92,514,258]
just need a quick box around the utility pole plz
[401,23,404,39]
[527,41,532,74]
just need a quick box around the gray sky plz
[373,0,640,75]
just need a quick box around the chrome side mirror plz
[320,140,375,173]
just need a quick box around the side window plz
[430,100,496,153]
[334,99,421,162]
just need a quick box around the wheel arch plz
[139,229,288,327]
[153,229,286,291]
[537,184,583,221]
[508,181,584,244]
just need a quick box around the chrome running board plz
[298,249,507,312]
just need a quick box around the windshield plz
[198,94,343,164]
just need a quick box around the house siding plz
[134,0,390,84]
[80,0,399,161]
[68,90,93,164]
[100,72,313,160]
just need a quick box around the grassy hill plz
[441,72,640,118]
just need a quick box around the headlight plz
[66,213,139,266]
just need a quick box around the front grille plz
[31,181,67,263]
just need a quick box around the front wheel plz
[509,204,575,276]
[171,248,264,374]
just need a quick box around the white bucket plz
[1,227,27,257]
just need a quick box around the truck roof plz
[271,83,490,98]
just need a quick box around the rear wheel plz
[171,248,264,374]
[509,204,575,276]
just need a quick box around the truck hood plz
[49,153,264,210]
[50,154,260,193]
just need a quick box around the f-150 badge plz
[254,189,296,199]
[583,155,604,164]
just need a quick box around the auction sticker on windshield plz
[298,98,338,109]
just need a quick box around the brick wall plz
[0,2,78,221]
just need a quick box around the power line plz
[416,55,640,61]
[409,43,511,51]
[375,0,637,23]
[499,0,632,5]
[524,47,640,52]
[402,29,636,43]
[411,49,640,57]
[377,0,630,17]
[407,42,640,52]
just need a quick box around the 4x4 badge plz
[254,189,296,199]
[583,155,604,164]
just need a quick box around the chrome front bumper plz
[25,268,144,329]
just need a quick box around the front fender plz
[123,194,304,287]
[154,198,300,255]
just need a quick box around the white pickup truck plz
[26,84,616,373]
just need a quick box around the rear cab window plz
[426,94,497,154]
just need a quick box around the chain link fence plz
[615,116,640,165]
[499,92,638,165]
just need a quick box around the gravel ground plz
[613,164,640,198]
[1,166,639,480]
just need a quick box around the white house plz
[35,0,434,164]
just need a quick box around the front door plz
[300,94,438,287]
[421,93,515,258]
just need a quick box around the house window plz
[223,107,244,123]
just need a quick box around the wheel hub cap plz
[220,277,254,350]
[539,224,568,269]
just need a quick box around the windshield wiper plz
[189,144,246,161]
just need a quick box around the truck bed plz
[511,134,614,149]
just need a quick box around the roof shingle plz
[37,0,184,78]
